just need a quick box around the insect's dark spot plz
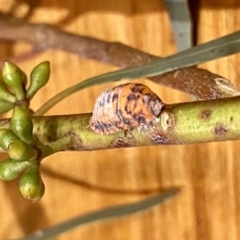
[130,84,142,93]
[124,105,131,114]
[122,118,131,125]
[201,110,212,120]
[134,85,146,94]
[127,93,139,101]
[141,94,152,104]
[112,93,118,102]
[93,123,100,130]
[99,100,104,107]
[137,116,146,124]
[142,97,147,104]
[132,113,146,124]
[106,92,112,103]
[102,122,111,129]
[138,88,145,94]
[94,121,105,131]
[230,117,233,122]
[151,133,169,144]
[214,125,228,136]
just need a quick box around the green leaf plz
[19,189,178,239]
[34,30,240,116]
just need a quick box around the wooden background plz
[1,0,240,239]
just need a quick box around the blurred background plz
[1,0,240,239]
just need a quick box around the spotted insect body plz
[90,83,164,134]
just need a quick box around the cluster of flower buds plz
[0,61,50,201]
[0,61,50,113]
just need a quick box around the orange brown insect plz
[89,83,164,134]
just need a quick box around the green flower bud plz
[0,99,14,114]
[0,129,20,151]
[0,81,16,103]
[27,61,50,100]
[0,159,28,181]
[10,106,34,145]
[2,61,27,100]
[19,163,45,201]
[8,140,38,162]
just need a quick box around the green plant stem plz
[40,136,76,158]
[1,96,240,154]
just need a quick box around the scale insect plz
[89,83,164,134]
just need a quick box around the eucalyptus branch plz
[1,96,240,154]
[0,12,238,102]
